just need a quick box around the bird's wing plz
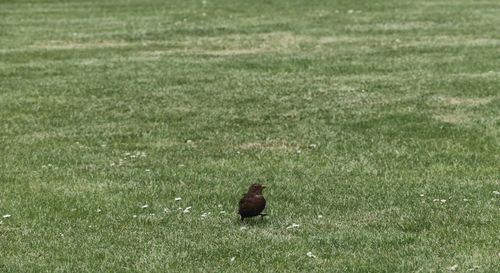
[239,195,251,207]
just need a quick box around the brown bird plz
[239,183,267,221]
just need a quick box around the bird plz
[238,183,267,221]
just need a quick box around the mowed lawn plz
[1,0,499,272]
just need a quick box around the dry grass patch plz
[24,31,371,58]
[139,32,365,58]
[405,36,500,48]
[346,21,437,32]
[431,96,496,124]
[436,96,495,107]
[138,32,311,57]
[30,40,133,50]
[239,141,299,152]
[433,113,471,124]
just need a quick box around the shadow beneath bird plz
[239,214,268,225]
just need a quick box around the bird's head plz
[248,183,267,194]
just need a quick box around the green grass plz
[1,0,499,272]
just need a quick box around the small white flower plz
[133,215,137,218]
[163,208,171,213]
[306,251,316,258]
[201,212,211,218]
[183,206,192,213]
[145,169,151,172]
[141,204,149,209]
[175,197,182,201]
[186,140,193,144]
[440,199,447,203]
[217,204,223,208]
[230,257,235,262]
[309,144,317,149]
[2,214,11,218]
[347,9,354,14]
[96,209,102,213]
[286,223,300,229]
[318,215,323,219]
[240,226,248,230]
[493,191,500,195]
[420,194,425,197]
[433,199,440,202]
[220,211,226,214]
[448,264,458,271]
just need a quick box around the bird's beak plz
[262,185,267,189]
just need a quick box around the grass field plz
[1,0,499,272]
